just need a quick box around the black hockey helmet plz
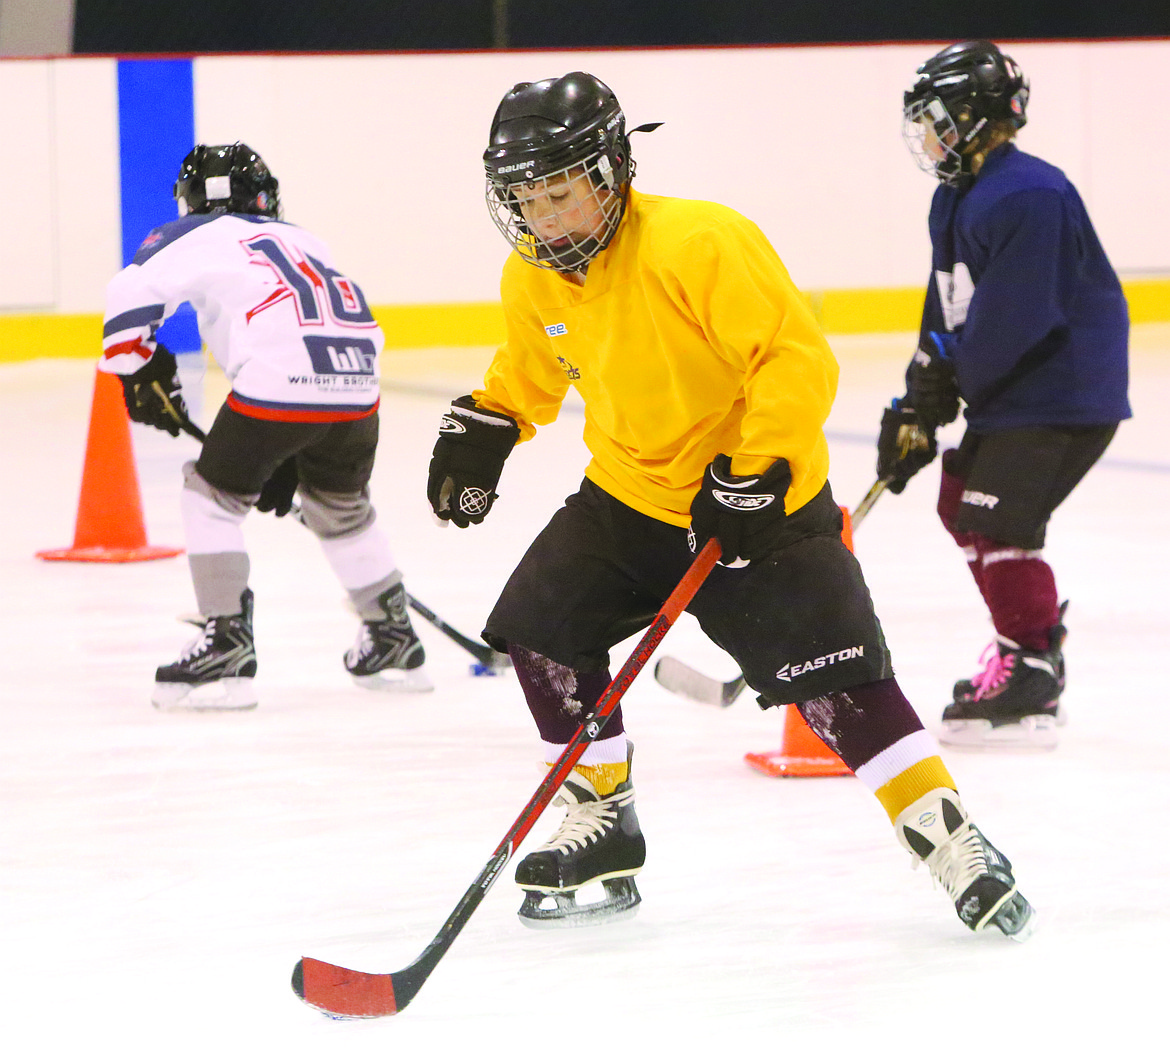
[485,71,633,189]
[903,41,1029,185]
[174,142,281,219]
[483,72,636,272]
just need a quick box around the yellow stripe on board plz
[0,314,104,362]
[810,287,927,334]
[1121,278,1170,325]
[4,279,1167,362]
[371,302,506,349]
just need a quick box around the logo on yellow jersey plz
[556,355,581,380]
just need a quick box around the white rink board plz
[3,39,1169,313]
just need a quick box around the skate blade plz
[940,714,1058,752]
[151,677,258,712]
[987,892,1037,943]
[518,877,641,929]
[350,667,434,693]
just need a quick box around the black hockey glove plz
[877,401,937,494]
[906,332,960,431]
[688,454,791,567]
[118,344,188,437]
[255,457,299,517]
[427,395,520,528]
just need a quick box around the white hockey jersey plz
[99,213,383,422]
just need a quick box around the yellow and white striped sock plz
[543,734,629,795]
[853,729,958,822]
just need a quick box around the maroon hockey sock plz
[938,464,1059,650]
[796,677,925,773]
[508,644,623,744]
[974,540,1059,650]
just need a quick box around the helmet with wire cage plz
[903,41,1029,185]
[174,142,281,219]
[483,72,633,273]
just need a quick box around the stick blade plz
[654,656,737,707]
[293,957,400,1018]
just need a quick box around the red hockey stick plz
[292,538,722,1018]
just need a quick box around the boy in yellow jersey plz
[426,71,1034,938]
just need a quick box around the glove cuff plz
[133,343,177,381]
[444,395,520,454]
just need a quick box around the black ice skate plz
[515,743,646,928]
[943,603,1068,750]
[345,582,432,692]
[896,788,1035,941]
[153,589,258,711]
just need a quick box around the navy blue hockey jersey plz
[918,143,1131,430]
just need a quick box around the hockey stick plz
[281,511,509,672]
[851,476,890,527]
[405,594,511,672]
[653,479,890,707]
[291,538,722,1019]
[183,424,507,672]
[175,411,207,443]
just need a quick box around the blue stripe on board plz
[117,59,201,352]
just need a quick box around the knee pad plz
[297,484,376,540]
[181,461,250,554]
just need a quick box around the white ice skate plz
[896,787,1035,941]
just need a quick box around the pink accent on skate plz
[971,644,1014,700]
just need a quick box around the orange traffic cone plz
[743,504,856,778]
[37,368,183,563]
[744,704,853,777]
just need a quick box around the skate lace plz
[179,623,215,662]
[543,787,636,856]
[347,625,374,663]
[972,645,1014,700]
[921,824,989,900]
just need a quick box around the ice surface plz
[2,330,1166,1048]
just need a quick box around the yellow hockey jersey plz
[474,188,838,528]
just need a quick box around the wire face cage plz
[903,96,964,184]
[486,156,625,273]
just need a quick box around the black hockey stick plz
[174,411,207,443]
[184,424,506,671]
[653,479,890,707]
[282,510,508,671]
[405,594,511,672]
[291,539,722,1019]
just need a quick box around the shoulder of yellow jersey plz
[628,189,768,253]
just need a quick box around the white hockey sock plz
[544,733,629,768]
[319,522,398,593]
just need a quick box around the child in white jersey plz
[101,142,429,709]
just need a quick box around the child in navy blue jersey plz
[878,41,1131,750]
